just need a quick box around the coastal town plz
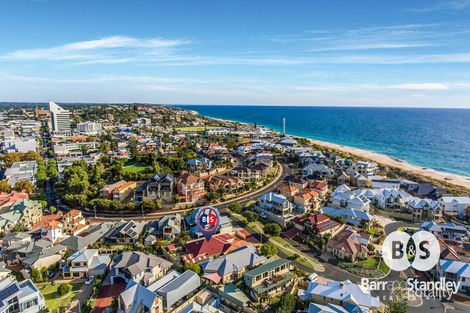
[0,101,470,313]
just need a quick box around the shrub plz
[57,283,72,296]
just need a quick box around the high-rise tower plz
[49,101,71,133]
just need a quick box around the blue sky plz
[1,0,470,107]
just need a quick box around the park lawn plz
[123,161,149,173]
[174,126,221,132]
[39,283,82,311]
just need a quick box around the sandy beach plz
[306,137,470,190]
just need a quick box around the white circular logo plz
[382,230,440,272]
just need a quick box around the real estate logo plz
[382,230,440,272]
[196,206,221,240]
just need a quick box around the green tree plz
[46,159,59,179]
[57,283,72,296]
[183,262,202,275]
[0,180,11,193]
[35,159,47,183]
[49,206,57,215]
[228,202,243,214]
[13,180,34,194]
[242,211,258,222]
[276,293,296,313]
[263,223,282,236]
[260,243,278,257]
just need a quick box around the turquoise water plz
[178,105,470,178]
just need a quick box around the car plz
[48,272,55,279]
[306,273,318,282]
[259,212,268,219]
[85,276,95,285]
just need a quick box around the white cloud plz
[389,83,450,91]
[0,35,190,63]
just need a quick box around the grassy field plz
[39,283,82,311]
[123,161,149,173]
[174,126,221,132]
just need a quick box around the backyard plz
[39,283,82,312]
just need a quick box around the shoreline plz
[305,137,470,190]
[198,114,470,190]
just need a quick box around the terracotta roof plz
[46,220,62,230]
[278,185,299,193]
[184,234,234,262]
[177,173,202,184]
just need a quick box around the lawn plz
[122,161,149,173]
[39,283,82,311]
[174,126,221,132]
[355,257,378,268]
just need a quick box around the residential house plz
[350,171,369,188]
[243,258,295,302]
[0,199,43,233]
[254,192,297,226]
[329,185,371,212]
[176,173,206,204]
[277,184,299,201]
[293,189,320,211]
[101,180,137,202]
[1,232,31,248]
[288,177,309,190]
[103,220,145,245]
[118,280,162,313]
[232,167,262,183]
[337,171,351,185]
[321,207,374,228]
[374,188,413,210]
[41,220,66,243]
[0,278,46,313]
[4,161,37,186]
[111,251,172,286]
[186,157,212,172]
[348,161,379,177]
[200,245,266,284]
[326,227,371,262]
[406,197,442,221]
[421,221,470,241]
[62,249,111,279]
[134,174,174,203]
[3,239,65,269]
[298,280,381,311]
[208,175,244,193]
[61,209,88,235]
[310,181,328,197]
[291,213,341,236]
[182,233,235,264]
[145,214,181,242]
[438,197,470,216]
[438,259,470,293]
[59,222,114,252]
[149,270,201,311]
[302,164,334,178]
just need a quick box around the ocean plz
[177,105,470,178]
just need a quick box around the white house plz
[438,197,470,216]
[438,259,470,293]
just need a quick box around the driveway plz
[92,282,126,313]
